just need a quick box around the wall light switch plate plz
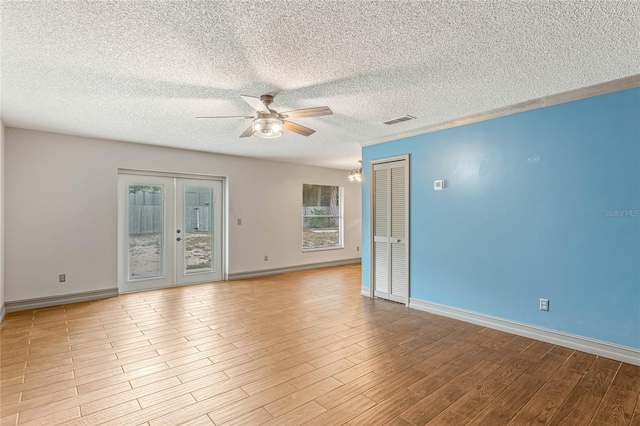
[434,180,446,190]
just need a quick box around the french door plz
[372,157,409,305]
[118,173,223,293]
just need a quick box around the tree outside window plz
[302,184,343,250]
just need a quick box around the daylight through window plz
[302,184,343,251]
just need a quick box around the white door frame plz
[175,178,223,286]
[369,154,410,306]
[117,174,175,293]
[117,169,227,293]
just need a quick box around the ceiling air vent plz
[383,115,416,125]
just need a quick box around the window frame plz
[302,184,344,252]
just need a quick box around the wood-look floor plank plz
[63,399,142,426]
[100,392,197,426]
[445,373,509,419]
[549,357,620,426]
[0,413,18,426]
[147,387,247,426]
[0,265,635,426]
[139,371,229,409]
[217,407,274,426]
[303,394,376,426]
[629,393,640,426]
[506,351,584,425]
[264,376,342,417]
[207,382,297,425]
[315,371,386,410]
[400,359,500,425]
[14,381,131,423]
[288,358,355,390]
[179,414,215,426]
[82,376,182,415]
[425,410,471,426]
[591,385,638,426]
[348,387,424,426]
[261,400,326,426]
[18,405,81,426]
[0,386,77,418]
[466,404,516,426]
[77,361,171,394]
[385,416,419,426]
[612,363,640,391]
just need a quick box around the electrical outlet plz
[59,274,66,283]
[357,246,360,251]
[540,298,549,311]
[237,218,242,225]
[264,255,268,261]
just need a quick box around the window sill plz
[302,246,344,253]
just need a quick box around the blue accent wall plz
[362,88,640,349]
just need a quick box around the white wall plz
[5,128,361,302]
[0,120,5,317]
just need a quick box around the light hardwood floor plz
[1,264,639,425]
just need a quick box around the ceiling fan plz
[197,94,332,138]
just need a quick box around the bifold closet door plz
[373,159,408,304]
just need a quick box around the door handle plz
[176,237,182,242]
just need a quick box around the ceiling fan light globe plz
[253,117,283,138]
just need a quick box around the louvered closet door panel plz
[374,167,388,237]
[373,166,390,295]
[390,244,406,301]
[389,163,407,302]
[374,241,389,294]
[390,165,405,239]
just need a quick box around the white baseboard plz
[361,287,371,297]
[0,303,5,323]
[5,288,119,313]
[409,298,640,366]
[228,258,361,281]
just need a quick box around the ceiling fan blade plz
[279,106,332,119]
[239,123,255,138]
[196,115,254,119]
[283,121,315,137]
[240,95,270,113]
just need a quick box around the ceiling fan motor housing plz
[259,94,274,106]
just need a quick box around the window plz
[302,184,343,251]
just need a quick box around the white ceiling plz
[1,2,639,170]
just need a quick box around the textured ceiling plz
[1,1,639,170]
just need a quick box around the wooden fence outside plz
[128,206,211,234]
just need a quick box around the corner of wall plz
[0,119,5,323]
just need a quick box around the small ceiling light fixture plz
[348,161,363,182]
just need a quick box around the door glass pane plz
[184,186,213,273]
[128,184,163,280]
